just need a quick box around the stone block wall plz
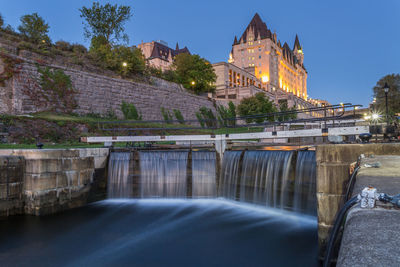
[0,148,109,216]
[0,44,216,120]
[0,156,25,216]
[315,143,400,257]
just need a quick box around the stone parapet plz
[316,144,400,257]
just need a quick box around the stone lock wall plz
[0,156,25,216]
[0,44,217,120]
[315,143,400,256]
[0,148,109,216]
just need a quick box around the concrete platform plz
[337,155,400,266]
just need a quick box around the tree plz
[0,13,4,28]
[277,100,297,122]
[237,92,278,123]
[80,2,132,45]
[173,53,216,94]
[18,13,50,44]
[372,74,400,114]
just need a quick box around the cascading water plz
[107,152,131,198]
[293,151,317,215]
[239,150,294,209]
[139,151,188,198]
[219,151,242,200]
[191,151,217,198]
[220,150,316,214]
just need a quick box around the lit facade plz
[229,13,308,100]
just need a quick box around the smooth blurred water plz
[191,151,217,197]
[139,151,189,198]
[107,152,131,198]
[0,199,318,267]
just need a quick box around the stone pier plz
[0,148,109,217]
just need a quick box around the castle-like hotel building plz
[138,13,328,114]
[228,13,307,99]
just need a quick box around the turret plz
[293,34,304,65]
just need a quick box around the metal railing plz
[96,103,362,134]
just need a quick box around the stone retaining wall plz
[0,44,216,120]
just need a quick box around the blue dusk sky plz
[1,0,399,108]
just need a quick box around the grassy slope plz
[0,112,263,149]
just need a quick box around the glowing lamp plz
[261,76,269,83]
[191,81,196,86]
[122,62,128,67]
[372,113,379,120]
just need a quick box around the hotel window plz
[259,55,261,59]
[259,70,262,74]
[258,48,261,52]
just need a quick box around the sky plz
[1,0,399,108]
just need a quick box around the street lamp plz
[383,82,389,126]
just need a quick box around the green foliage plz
[55,40,73,51]
[196,106,217,128]
[79,2,132,44]
[18,13,50,44]
[71,44,87,54]
[37,66,77,111]
[0,13,4,28]
[173,109,185,124]
[173,53,216,94]
[237,92,278,123]
[277,101,297,122]
[196,112,205,128]
[372,73,400,114]
[161,107,173,123]
[217,101,236,127]
[121,101,141,120]
[89,36,145,75]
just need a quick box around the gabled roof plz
[238,13,272,43]
[149,41,190,61]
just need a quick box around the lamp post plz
[384,82,389,126]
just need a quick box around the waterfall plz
[293,151,317,215]
[219,151,242,200]
[139,151,188,198]
[191,151,217,198]
[107,152,131,198]
[239,151,294,209]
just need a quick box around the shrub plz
[217,101,236,127]
[237,92,277,123]
[37,66,77,111]
[17,41,34,51]
[196,112,205,128]
[55,40,72,51]
[173,109,185,124]
[71,44,87,54]
[121,101,141,120]
[196,107,217,128]
[161,107,173,123]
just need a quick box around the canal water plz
[0,149,318,266]
[0,199,318,267]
